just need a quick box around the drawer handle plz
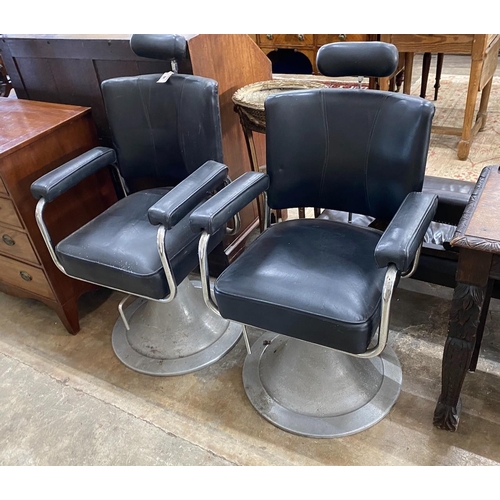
[298,34,305,41]
[2,234,15,246]
[20,271,32,282]
[266,34,273,40]
[338,34,347,41]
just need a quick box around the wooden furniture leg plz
[378,76,389,91]
[402,53,414,94]
[458,58,483,160]
[469,278,493,372]
[433,249,492,431]
[477,77,493,131]
[420,52,432,98]
[434,53,444,100]
[56,299,81,335]
[238,110,265,232]
[389,77,395,92]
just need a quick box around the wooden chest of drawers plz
[0,99,117,333]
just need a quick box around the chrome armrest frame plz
[112,164,129,198]
[223,176,242,236]
[199,229,251,354]
[35,197,177,304]
[199,231,220,316]
[356,264,398,359]
[263,191,271,229]
[400,243,423,279]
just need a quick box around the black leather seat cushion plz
[56,188,223,299]
[215,219,386,354]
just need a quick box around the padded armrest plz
[31,147,116,202]
[148,160,228,229]
[374,192,438,272]
[190,171,270,235]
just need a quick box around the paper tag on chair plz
[157,71,174,84]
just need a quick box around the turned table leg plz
[477,77,493,132]
[457,57,483,160]
[434,53,444,101]
[434,249,492,431]
[420,52,431,98]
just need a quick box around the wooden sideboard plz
[0,34,272,268]
[0,99,117,333]
[250,34,370,74]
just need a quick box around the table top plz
[0,99,89,159]
[380,34,500,55]
[451,166,500,254]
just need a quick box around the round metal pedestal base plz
[243,333,402,438]
[112,280,242,376]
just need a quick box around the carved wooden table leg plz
[469,279,493,372]
[434,249,492,430]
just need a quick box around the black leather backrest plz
[101,73,223,184]
[265,88,435,221]
[317,42,398,78]
[130,34,188,61]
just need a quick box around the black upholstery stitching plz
[137,77,159,179]
[363,94,390,215]
[318,90,330,204]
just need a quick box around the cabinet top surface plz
[452,166,500,253]
[0,99,89,158]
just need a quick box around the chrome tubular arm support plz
[112,164,129,197]
[156,225,178,303]
[199,230,250,354]
[223,177,241,236]
[35,198,67,274]
[401,243,423,279]
[198,231,220,316]
[263,191,271,229]
[356,264,398,359]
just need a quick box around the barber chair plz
[30,37,242,376]
[189,42,438,437]
[315,43,500,297]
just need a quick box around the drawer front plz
[258,34,314,47]
[0,197,23,228]
[0,178,7,196]
[0,225,40,265]
[316,34,368,46]
[0,253,53,299]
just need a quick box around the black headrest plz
[317,42,398,78]
[130,34,188,61]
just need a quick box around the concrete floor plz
[1,274,500,466]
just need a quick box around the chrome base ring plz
[112,280,242,376]
[242,332,402,438]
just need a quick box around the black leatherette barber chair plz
[30,36,242,376]
[189,42,438,438]
[315,42,483,295]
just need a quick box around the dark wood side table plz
[434,165,500,430]
[0,99,117,334]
